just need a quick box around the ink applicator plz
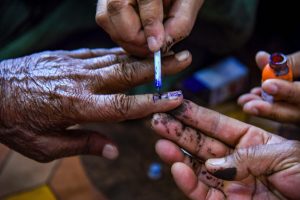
[154,50,162,94]
[261,52,293,102]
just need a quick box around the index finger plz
[137,0,164,52]
[169,100,267,146]
[163,0,204,51]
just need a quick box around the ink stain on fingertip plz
[153,91,182,102]
[212,167,237,181]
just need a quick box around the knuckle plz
[138,0,152,6]
[111,94,134,119]
[95,13,108,26]
[234,148,247,164]
[117,62,138,87]
[107,0,125,15]
[142,16,156,27]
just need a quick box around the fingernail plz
[175,50,190,62]
[102,144,118,160]
[153,90,183,102]
[207,158,226,166]
[212,168,237,181]
[147,36,159,52]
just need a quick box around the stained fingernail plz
[102,144,118,160]
[147,36,159,52]
[153,90,183,102]
[175,50,190,62]
[212,168,237,181]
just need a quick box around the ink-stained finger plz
[152,113,230,160]
[169,100,270,146]
[237,93,262,106]
[80,92,183,122]
[243,99,300,124]
[88,50,191,93]
[163,0,204,51]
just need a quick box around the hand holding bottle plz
[238,51,300,124]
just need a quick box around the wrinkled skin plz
[152,100,300,200]
[96,0,204,56]
[238,51,300,125]
[0,47,192,162]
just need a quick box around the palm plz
[152,100,300,200]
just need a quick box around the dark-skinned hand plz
[0,47,191,162]
[152,100,300,200]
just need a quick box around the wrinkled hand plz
[238,51,300,124]
[0,48,191,162]
[96,0,204,57]
[152,100,300,199]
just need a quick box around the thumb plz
[205,141,300,181]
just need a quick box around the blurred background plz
[0,0,299,199]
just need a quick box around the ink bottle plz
[261,52,293,102]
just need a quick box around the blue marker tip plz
[154,50,162,92]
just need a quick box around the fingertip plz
[102,144,119,160]
[256,50,270,69]
[155,139,184,164]
[261,79,278,95]
[243,101,259,115]
[171,162,197,194]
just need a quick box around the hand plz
[152,100,300,199]
[238,51,300,124]
[96,0,204,57]
[0,48,191,162]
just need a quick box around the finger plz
[243,99,300,123]
[255,51,270,70]
[137,0,164,52]
[288,51,300,78]
[152,113,230,160]
[96,0,120,40]
[27,129,118,162]
[88,50,191,93]
[250,87,262,95]
[155,139,185,164]
[54,129,119,160]
[107,0,145,45]
[163,0,204,51]
[169,100,268,146]
[83,54,130,69]
[67,48,125,59]
[262,79,300,104]
[114,41,150,57]
[205,141,300,190]
[171,162,224,200]
[79,91,183,122]
[237,93,262,106]
[155,140,225,190]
